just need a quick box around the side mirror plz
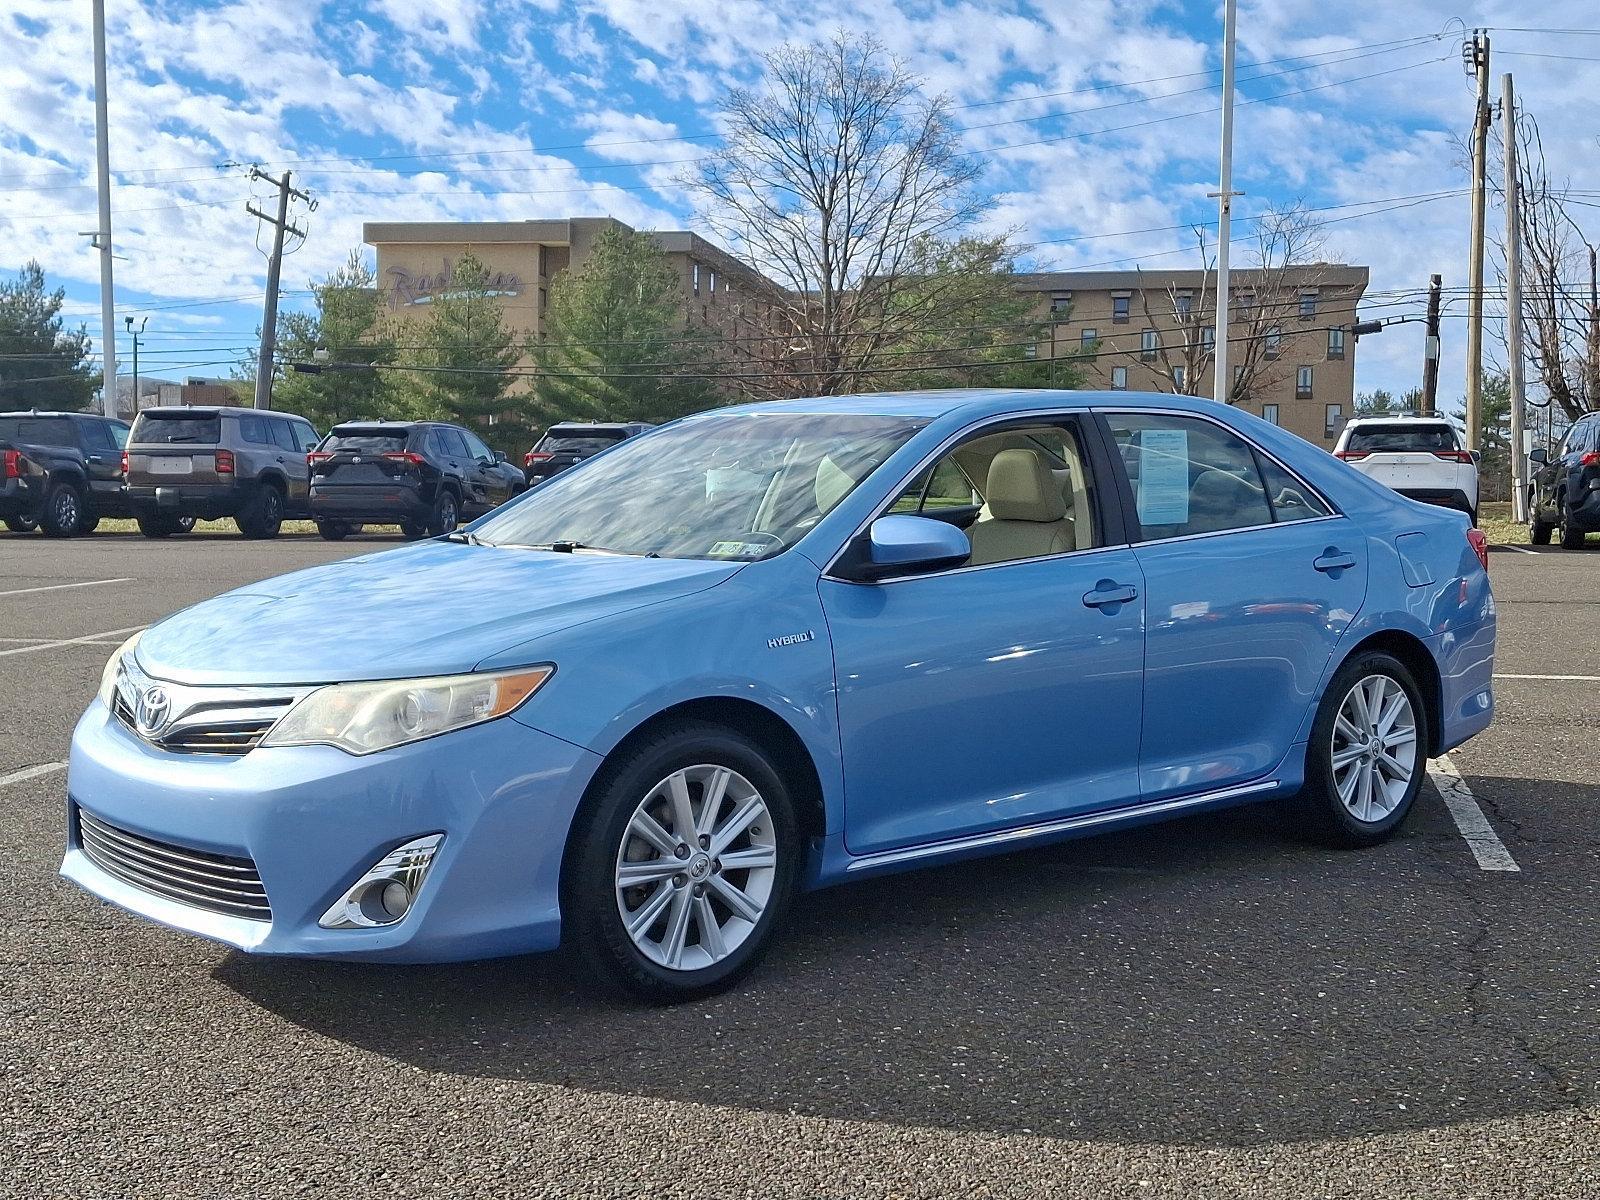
[494,451,508,463]
[1528,447,1548,466]
[840,514,970,581]
[1469,450,1481,465]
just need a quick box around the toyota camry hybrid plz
[63,390,1497,1002]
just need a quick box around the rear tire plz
[38,482,86,538]
[1291,651,1427,849]
[400,521,427,541]
[3,514,37,533]
[427,489,460,537]
[236,483,284,539]
[315,520,351,541]
[563,721,801,1003]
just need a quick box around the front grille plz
[110,666,303,758]
[76,807,271,922]
[160,719,278,755]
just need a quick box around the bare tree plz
[1138,227,1215,396]
[1496,111,1600,421]
[687,32,999,398]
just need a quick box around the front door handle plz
[1313,550,1357,573]
[1083,581,1138,609]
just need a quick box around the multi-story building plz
[1015,265,1369,445]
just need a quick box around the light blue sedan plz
[64,390,1496,1001]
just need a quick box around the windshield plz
[1346,423,1458,453]
[131,412,222,444]
[475,411,926,559]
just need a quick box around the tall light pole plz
[1210,0,1240,405]
[124,316,147,414]
[1502,74,1529,524]
[1463,30,1491,450]
[91,0,117,418]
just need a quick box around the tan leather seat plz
[968,449,1076,565]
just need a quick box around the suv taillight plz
[1581,451,1600,468]
[214,448,235,475]
[2,448,23,480]
[1467,528,1489,574]
[119,450,128,476]
[1432,450,1475,463]
[307,451,332,466]
[382,451,426,467]
[525,451,553,465]
[1335,450,1369,461]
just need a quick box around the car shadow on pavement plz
[215,793,1589,1148]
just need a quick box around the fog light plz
[320,834,443,930]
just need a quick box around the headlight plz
[98,631,143,709]
[260,665,554,755]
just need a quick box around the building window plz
[1324,402,1342,437]
[692,262,701,297]
[1051,292,1072,313]
[1300,291,1318,319]
[1024,343,1038,359]
[1172,365,1186,390]
[708,269,717,296]
[1297,366,1315,399]
[1080,327,1098,352]
[1112,296,1130,324]
[1201,325,1215,351]
[1111,366,1128,390]
[1265,326,1282,359]
[1175,293,1192,319]
[1327,328,1346,360]
[1262,404,1280,425]
[1140,328,1158,360]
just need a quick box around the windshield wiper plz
[442,530,489,546]
[509,540,656,557]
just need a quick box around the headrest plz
[986,449,1068,522]
[814,455,856,515]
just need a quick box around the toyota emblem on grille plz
[135,686,172,737]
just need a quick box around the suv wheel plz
[237,483,285,539]
[3,513,37,534]
[428,489,459,537]
[1291,651,1426,848]
[39,481,85,538]
[137,512,191,538]
[1530,507,1553,545]
[399,521,427,541]
[563,721,800,1003]
[316,520,352,541]
[1559,503,1586,549]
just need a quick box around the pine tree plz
[0,262,98,412]
[266,250,397,430]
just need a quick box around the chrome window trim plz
[819,407,1123,584]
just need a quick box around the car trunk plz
[127,412,226,487]
[527,430,627,473]
[311,432,419,489]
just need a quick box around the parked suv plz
[1334,416,1479,521]
[308,421,524,540]
[1529,411,1600,548]
[125,406,319,539]
[523,422,653,486]
[0,410,133,536]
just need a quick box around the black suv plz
[1530,412,1600,548]
[0,410,133,536]
[125,406,321,538]
[308,421,525,540]
[523,422,654,486]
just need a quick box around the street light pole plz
[91,0,117,418]
[1211,0,1240,405]
[124,316,147,414]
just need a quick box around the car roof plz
[546,422,646,432]
[712,388,1208,421]
[0,410,116,421]
[1343,415,1454,425]
[137,405,303,418]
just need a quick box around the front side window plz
[891,422,1101,567]
[461,429,495,460]
[292,422,320,452]
[82,420,117,451]
[473,412,926,560]
[1105,413,1275,539]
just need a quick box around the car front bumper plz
[62,698,603,962]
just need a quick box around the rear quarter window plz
[1346,424,1458,453]
[130,414,222,445]
[0,416,76,447]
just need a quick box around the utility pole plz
[1210,0,1240,405]
[1503,74,1529,524]
[1421,274,1442,416]
[1463,29,1491,450]
[91,0,117,419]
[124,316,147,414]
[247,167,312,410]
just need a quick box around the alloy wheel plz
[614,764,778,972]
[54,489,79,532]
[1330,674,1418,823]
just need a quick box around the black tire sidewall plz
[40,483,83,537]
[565,722,801,1003]
[238,484,284,539]
[1304,651,1428,846]
[430,490,458,536]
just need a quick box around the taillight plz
[1466,528,1489,573]
[119,450,128,476]
[525,451,553,465]
[1432,450,1475,463]
[1581,451,1600,468]
[307,451,332,466]
[2,448,22,480]
[382,451,426,467]
[214,448,235,475]
[1335,450,1369,461]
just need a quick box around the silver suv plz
[125,406,320,539]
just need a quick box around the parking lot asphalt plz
[1,530,1595,1199]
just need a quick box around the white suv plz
[1334,416,1479,522]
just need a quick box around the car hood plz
[135,541,744,686]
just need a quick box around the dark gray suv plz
[125,406,320,538]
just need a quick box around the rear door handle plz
[1313,550,1357,573]
[1083,581,1138,609]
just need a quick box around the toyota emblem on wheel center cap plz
[135,686,172,737]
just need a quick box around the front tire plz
[39,482,86,537]
[1530,510,1553,545]
[563,721,800,1003]
[1293,652,1427,848]
[1559,503,1586,549]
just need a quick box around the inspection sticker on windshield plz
[709,540,769,558]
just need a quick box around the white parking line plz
[1496,544,1538,556]
[0,762,65,789]
[1427,755,1520,872]
[0,577,132,599]
[0,624,145,659]
[1495,673,1600,682]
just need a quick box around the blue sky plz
[3,0,1598,404]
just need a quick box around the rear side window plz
[324,430,410,454]
[238,415,273,445]
[131,413,221,444]
[291,422,319,452]
[539,429,628,455]
[1255,452,1331,523]
[1107,413,1275,539]
[1346,424,1458,453]
[0,416,76,446]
